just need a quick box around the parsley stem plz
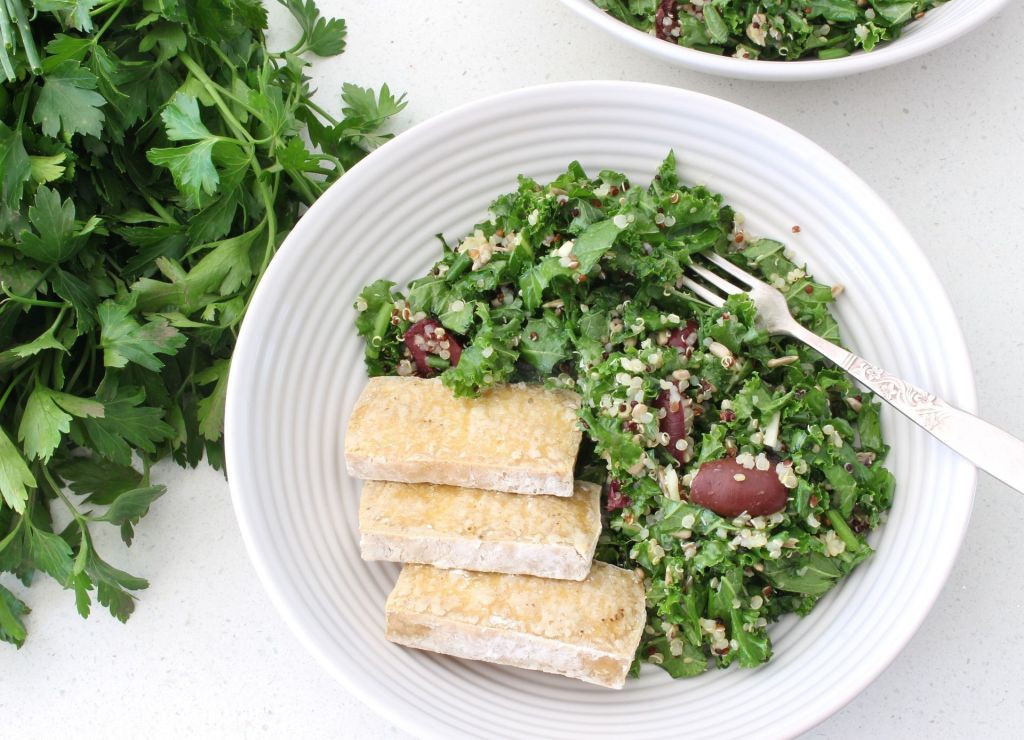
[144,195,179,226]
[88,0,122,16]
[255,179,278,272]
[0,508,23,550]
[91,0,127,46]
[317,152,345,172]
[6,0,39,74]
[15,78,29,128]
[179,52,255,145]
[0,364,33,413]
[181,50,281,283]
[0,3,14,83]
[207,41,234,68]
[65,336,94,392]
[41,464,86,526]
[0,48,13,85]
[304,98,340,127]
[1,283,67,308]
[185,60,264,121]
[285,169,318,205]
[0,2,12,51]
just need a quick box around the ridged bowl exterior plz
[225,82,977,739]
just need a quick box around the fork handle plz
[789,324,1024,494]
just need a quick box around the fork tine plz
[679,275,725,307]
[688,262,744,295]
[702,251,768,288]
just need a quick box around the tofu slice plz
[359,480,601,580]
[344,376,582,496]
[384,562,646,689]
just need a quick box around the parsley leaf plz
[18,386,102,462]
[281,0,348,56]
[29,153,67,183]
[33,0,99,32]
[341,82,406,130]
[26,521,74,585]
[76,387,174,466]
[92,485,166,526]
[16,186,81,264]
[146,141,220,205]
[194,359,229,441]
[159,92,214,141]
[98,299,186,371]
[19,385,72,462]
[57,457,143,504]
[0,584,29,647]
[0,428,34,513]
[0,123,31,226]
[32,61,106,138]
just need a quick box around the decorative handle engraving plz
[785,303,1024,493]
[844,357,952,432]
[833,351,1024,493]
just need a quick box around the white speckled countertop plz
[7,2,1024,737]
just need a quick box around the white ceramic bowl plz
[225,81,977,739]
[559,0,1009,80]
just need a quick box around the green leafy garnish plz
[0,0,405,647]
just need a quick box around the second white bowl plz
[559,0,1009,80]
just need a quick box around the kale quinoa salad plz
[591,1,942,60]
[353,153,894,678]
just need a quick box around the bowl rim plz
[225,80,979,738]
[558,0,1011,81]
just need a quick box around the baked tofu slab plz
[359,480,601,580]
[344,377,582,496]
[384,562,646,689]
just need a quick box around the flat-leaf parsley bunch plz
[0,0,405,647]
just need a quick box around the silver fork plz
[682,251,1024,494]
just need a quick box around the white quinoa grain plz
[766,355,799,368]
[708,341,733,360]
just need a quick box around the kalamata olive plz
[655,384,694,465]
[606,479,630,511]
[690,458,788,517]
[667,320,699,356]
[654,0,679,41]
[403,318,462,375]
